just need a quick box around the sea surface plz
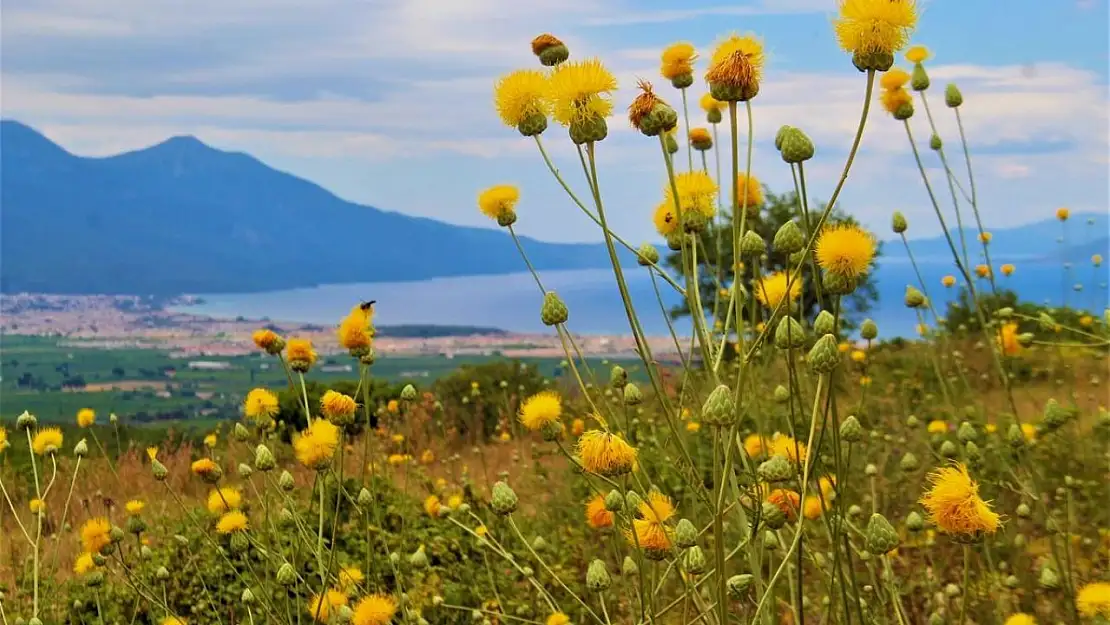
[176,258,1109,339]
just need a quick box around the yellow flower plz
[736,172,763,209]
[498,431,512,442]
[204,433,217,448]
[570,418,585,437]
[30,499,45,514]
[880,87,913,115]
[391,434,404,444]
[803,495,824,520]
[387,399,400,414]
[207,487,242,514]
[1021,423,1037,442]
[387,453,407,466]
[975,264,991,278]
[920,463,1001,536]
[743,434,765,458]
[77,408,96,428]
[1080,315,1094,327]
[32,427,63,455]
[1077,581,1110,617]
[338,566,364,590]
[927,420,948,434]
[699,92,726,113]
[705,33,764,99]
[191,458,220,480]
[546,614,570,625]
[626,492,675,556]
[767,489,801,522]
[352,594,397,625]
[660,42,697,80]
[859,375,872,387]
[243,388,279,424]
[494,69,550,128]
[321,390,358,423]
[999,322,1022,357]
[81,517,112,554]
[818,476,837,499]
[1000,263,1014,276]
[979,231,993,243]
[294,419,340,470]
[146,446,158,461]
[125,500,145,515]
[666,171,719,220]
[686,421,701,433]
[1093,254,1103,267]
[754,272,802,310]
[879,68,910,91]
[74,552,96,575]
[904,45,929,64]
[653,201,680,237]
[985,423,998,434]
[252,328,283,353]
[286,338,318,371]
[161,618,187,625]
[838,341,851,353]
[850,349,867,363]
[338,304,374,352]
[477,184,520,223]
[0,427,7,453]
[475,524,488,537]
[577,430,637,477]
[308,590,349,623]
[1056,207,1070,221]
[834,0,918,57]
[689,127,711,145]
[547,58,618,127]
[519,390,562,431]
[769,433,806,464]
[420,449,436,464]
[816,223,876,279]
[215,510,248,534]
[424,495,442,517]
[942,275,956,288]
[1003,614,1035,625]
[586,494,614,529]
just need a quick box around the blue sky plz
[3,0,1107,245]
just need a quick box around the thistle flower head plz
[160,618,187,625]
[519,390,562,431]
[494,69,551,134]
[294,419,340,470]
[207,487,242,514]
[77,408,96,428]
[321,390,358,424]
[252,328,285,355]
[74,552,96,575]
[754,272,802,310]
[286,338,317,373]
[577,430,637,477]
[660,42,697,80]
[769,433,807,464]
[880,68,911,91]
[191,458,221,482]
[905,45,930,63]
[546,613,571,625]
[585,494,614,529]
[308,590,349,623]
[338,567,364,590]
[699,92,726,113]
[705,33,764,101]
[352,594,397,625]
[653,201,680,237]
[920,463,1001,536]
[999,322,1022,357]
[216,510,248,534]
[337,305,375,353]
[244,388,279,423]
[626,492,675,558]
[665,171,719,220]
[0,427,7,453]
[736,172,764,210]
[767,489,801,522]
[478,184,521,224]
[547,58,618,127]
[815,223,877,280]
[81,517,112,554]
[125,500,145,515]
[834,0,918,64]
[32,427,63,455]
[531,33,569,66]
[1056,207,1070,221]
[1077,582,1110,618]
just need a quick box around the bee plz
[359,300,377,311]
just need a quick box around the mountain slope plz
[0,120,620,295]
[882,212,1109,262]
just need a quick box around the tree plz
[665,187,880,331]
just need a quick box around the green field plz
[0,334,629,426]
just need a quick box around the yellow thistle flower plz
[880,87,913,115]
[1056,207,1070,221]
[626,491,675,555]
[743,434,764,458]
[665,171,719,220]
[498,431,512,442]
[735,172,763,209]
[819,476,837,499]
[577,430,637,477]
[420,449,435,464]
[699,92,726,113]
[160,618,186,625]
[585,494,614,529]
[815,223,876,280]
[215,510,248,534]
[81,517,112,554]
[653,201,680,237]
[387,399,400,414]
[477,184,520,223]
[769,433,806,464]
[446,493,464,509]
[1077,581,1110,618]
[904,45,929,64]
[321,390,358,423]
[391,434,405,444]
[660,42,697,80]
[352,594,397,625]
[803,495,824,520]
[833,0,918,57]
[880,68,910,91]
[146,446,158,461]
[920,463,1001,536]
[74,552,96,575]
[1000,263,1014,276]
[338,566,365,590]
[77,408,96,428]
[295,420,340,470]
[1002,614,1034,625]
[207,487,242,514]
[1092,253,1103,266]
[244,388,279,422]
[337,304,374,352]
[547,58,618,127]
[705,33,764,101]
[985,423,998,434]
[686,421,701,433]
[125,500,145,515]
[32,427,63,456]
[519,390,562,431]
[475,524,488,537]
[942,275,956,288]
[494,69,550,128]
[0,427,8,454]
[850,349,867,363]
[979,231,993,243]
[30,498,45,513]
[689,127,711,144]
[975,264,991,278]
[754,272,802,310]
[252,328,282,352]
[424,495,442,517]
[927,420,948,434]
[999,322,1022,357]
[191,458,220,480]
[203,433,217,448]
[308,590,349,623]
[767,489,801,522]
[570,418,585,437]
[838,341,851,353]
[387,453,407,466]
[286,338,318,372]
[859,375,872,387]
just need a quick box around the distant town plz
[0,293,683,360]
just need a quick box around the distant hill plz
[882,213,1109,262]
[0,120,622,295]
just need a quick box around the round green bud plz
[773,220,805,254]
[625,491,643,514]
[853,50,894,73]
[277,562,297,586]
[904,285,926,308]
[773,385,791,404]
[491,481,519,515]
[586,559,611,591]
[840,415,863,442]
[238,463,253,478]
[1038,566,1060,590]
[609,365,627,389]
[671,73,694,89]
[775,125,794,150]
[929,134,942,151]
[1016,503,1031,518]
[151,459,169,481]
[905,511,924,532]
[813,310,837,336]
[808,334,841,374]
[822,270,858,295]
[623,383,643,406]
[683,545,708,575]
[155,566,170,581]
[701,384,736,426]
[865,513,900,555]
[74,438,89,457]
[727,574,755,599]
[939,440,958,458]
[774,316,807,350]
[910,63,930,91]
[230,532,250,553]
[707,108,722,124]
[945,83,963,108]
[758,455,794,482]
[254,444,275,472]
[622,556,639,577]
[400,384,418,401]
[538,44,569,67]
[780,127,816,164]
[956,421,978,443]
[740,230,766,257]
[516,112,548,137]
[761,501,787,530]
[604,490,623,512]
[409,545,429,569]
[674,519,698,549]
[540,292,569,326]
[891,211,908,233]
[900,452,920,472]
[17,410,37,430]
[893,101,915,120]
[569,116,608,145]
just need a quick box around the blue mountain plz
[0,120,621,295]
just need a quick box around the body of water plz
[176,258,1108,339]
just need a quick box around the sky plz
[3,0,1108,245]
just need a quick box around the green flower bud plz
[609,366,627,389]
[587,559,611,591]
[85,571,105,588]
[929,134,942,151]
[156,566,170,581]
[674,519,698,549]
[254,444,276,471]
[944,83,963,108]
[625,491,643,514]
[538,43,570,67]
[780,128,816,164]
[491,481,519,515]
[860,319,878,340]
[623,383,643,406]
[891,211,908,234]
[808,334,841,374]
[774,316,807,350]
[964,440,981,463]
[604,490,623,512]
[622,556,639,577]
[774,125,794,150]
[740,230,766,257]
[1007,424,1026,448]
[773,385,791,404]
[277,562,297,586]
[278,470,295,491]
[940,440,958,458]
[865,513,900,555]
[1038,565,1060,590]
[761,501,787,530]
[242,588,256,604]
[109,526,125,544]
[140,545,152,560]
[910,63,930,91]
[701,384,736,426]
[569,116,608,145]
[401,384,418,401]
[17,410,37,430]
[665,133,679,155]
[637,243,660,266]
[683,545,708,575]
[278,507,295,528]
[409,545,429,569]
[1042,398,1072,431]
[230,532,250,553]
[956,421,977,443]
[813,310,837,336]
[151,459,169,481]
[707,108,723,124]
[906,415,920,428]
[232,422,250,442]
[848,504,863,518]
[1038,312,1056,331]
[126,516,147,535]
[840,415,863,442]
[727,574,755,598]
[74,438,89,457]
[905,511,924,532]
[541,292,569,326]
[773,220,805,255]
[900,453,920,472]
[904,286,926,308]
[758,455,794,482]
[1016,503,1031,518]
[238,463,253,478]
[865,464,878,477]
[852,50,894,73]
[893,101,914,120]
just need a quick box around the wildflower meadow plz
[2,1,1110,624]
